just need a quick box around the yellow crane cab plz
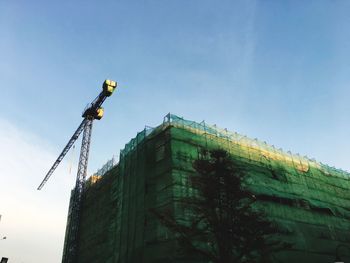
[95,107,104,120]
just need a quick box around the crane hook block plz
[103,79,117,97]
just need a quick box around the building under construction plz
[62,114,350,263]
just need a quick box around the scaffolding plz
[69,113,350,263]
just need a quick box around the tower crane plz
[37,79,117,263]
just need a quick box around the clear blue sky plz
[1,1,350,262]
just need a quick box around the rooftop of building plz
[92,113,350,180]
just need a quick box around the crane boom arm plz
[92,91,107,109]
[81,91,107,119]
[37,119,87,190]
[82,79,116,119]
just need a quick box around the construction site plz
[59,113,350,262]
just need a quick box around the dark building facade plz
[63,114,350,262]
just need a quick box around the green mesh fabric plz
[64,114,350,263]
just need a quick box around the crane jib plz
[37,119,87,190]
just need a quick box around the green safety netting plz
[64,114,350,263]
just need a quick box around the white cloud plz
[0,118,77,263]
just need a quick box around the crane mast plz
[37,80,117,263]
[62,119,93,263]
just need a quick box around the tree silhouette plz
[151,149,290,263]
